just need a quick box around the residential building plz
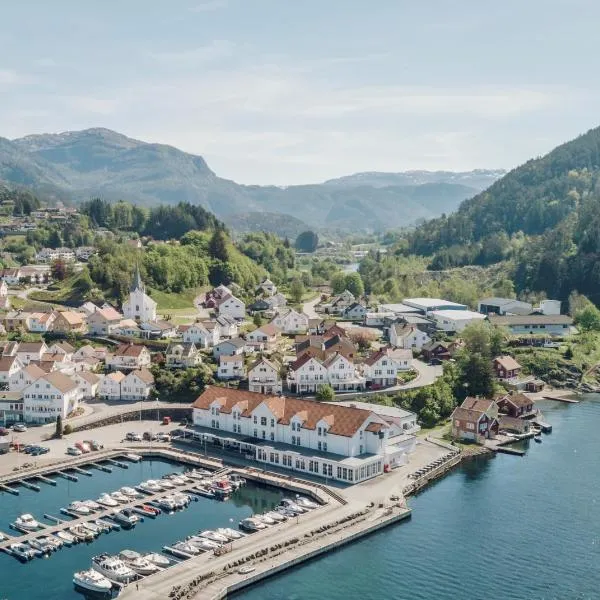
[26,312,56,333]
[203,285,232,309]
[429,309,486,332]
[0,268,22,285]
[286,354,327,394]
[451,402,499,444]
[342,302,367,321]
[496,392,536,418]
[3,310,30,332]
[215,315,239,338]
[98,371,126,400]
[113,319,142,337]
[52,311,87,334]
[182,322,220,348]
[245,324,280,350]
[0,391,24,426]
[121,368,154,401]
[248,358,282,395]
[73,345,107,362]
[478,297,533,316]
[165,343,201,369]
[0,355,23,389]
[363,347,412,388]
[0,279,10,311]
[488,314,574,336]
[270,308,309,334]
[389,323,431,350]
[294,333,357,362]
[216,294,246,320]
[322,352,366,392]
[107,343,151,371]
[536,299,562,315]
[23,372,79,424]
[217,355,246,380]
[74,371,101,399]
[139,320,178,339]
[75,246,97,261]
[325,290,356,315]
[191,387,417,483]
[17,341,48,365]
[47,341,76,361]
[9,363,45,392]
[257,278,277,296]
[122,266,157,322]
[336,400,420,435]
[213,338,246,359]
[87,306,123,336]
[493,355,523,380]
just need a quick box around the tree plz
[330,272,347,295]
[47,229,63,249]
[51,258,68,281]
[208,229,229,262]
[344,272,364,298]
[253,312,263,327]
[290,278,305,303]
[316,384,335,402]
[55,415,63,439]
[575,304,600,331]
[295,231,319,253]
[63,423,73,435]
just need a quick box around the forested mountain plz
[0,128,495,232]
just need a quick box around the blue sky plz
[0,0,597,184]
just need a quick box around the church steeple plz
[130,264,145,292]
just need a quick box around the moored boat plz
[73,569,113,593]
[67,501,91,515]
[120,486,140,498]
[13,513,42,531]
[186,536,220,552]
[119,550,160,575]
[56,530,77,546]
[110,491,129,504]
[97,493,119,507]
[92,553,137,583]
[215,527,246,540]
[144,552,171,568]
[8,542,36,560]
[138,480,162,494]
[264,510,287,522]
[295,496,319,509]
[112,509,140,528]
[199,529,229,544]
[81,499,102,512]
[69,525,95,542]
[80,522,101,537]
[171,541,201,556]
[239,517,267,532]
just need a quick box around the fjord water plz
[240,397,600,600]
[0,458,283,600]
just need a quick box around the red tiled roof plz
[115,343,147,357]
[461,397,496,413]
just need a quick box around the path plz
[302,295,321,319]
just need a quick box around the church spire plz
[130,264,145,292]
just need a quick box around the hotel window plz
[318,442,322,451]
[211,419,215,428]
[360,445,363,454]
[270,432,275,441]
[254,428,258,438]
[271,419,275,427]
[337,466,342,479]
[295,437,301,446]
[253,416,257,424]
[292,435,296,445]
[261,431,266,440]
[323,442,327,452]
[261,417,267,426]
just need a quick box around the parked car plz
[75,441,91,453]
[143,431,157,441]
[156,433,171,442]
[0,427,10,436]
[31,446,49,456]
[12,424,27,432]
[66,446,82,456]
[23,445,37,454]
[125,432,142,442]
[87,440,104,451]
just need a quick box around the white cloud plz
[149,40,236,66]
[0,69,30,85]
[189,0,228,12]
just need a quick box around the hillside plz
[0,128,497,232]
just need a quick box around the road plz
[303,295,321,318]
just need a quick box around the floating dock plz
[542,395,579,404]
[495,446,525,456]
[56,471,78,482]
[90,462,112,473]
[0,484,19,496]
[37,475,57,486]
[532,419,553,433]
[19,479,41,492]
[106,459,128,469]
[71,467,93,477]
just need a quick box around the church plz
[123,266,157,322]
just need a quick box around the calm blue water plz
[0,458,283,600]
[239,396,600,600]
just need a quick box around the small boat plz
[172,492,191,507]
[211,479,233,496]
[216,527,246,540]
[187,536,220,552]
[192,485,215,499]
[67,501,91,515]
[41,535,63,550]
[238,565,256,575]
[186,468,212,480]
[157,479,175,490]
[171,541,201,556]
[92,553,137,583]
[280,499,306,514]
[81,500,102,512]
[275,506,297,518]
[534,437,542,443]
[264,511,287,523]
[120,486,140,498]
[137,504,161,517]
[56,530,77,546]
[119,550,160,575]
[157,496,178,511]
[110,491,129,504]
[295,496,319,509]
[9,542,36,560]
[144,552,171,568]
[80,522,101,537]
[13,513,42,531]
[138,480,162,494]
[29,537,55,554]
[73,569,113,593]
[199,530,229,544]
[163,474,186,485]
[257,514,276,525]
[239,518,266,532]
[97,493,119,507]
[69,525,95,542]
[112,510,140,528]
[229,474,246,488]
[124,453,142,462]
[93,519,112,533]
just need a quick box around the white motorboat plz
[124,453,142,462]
[9,543,36,560]
[69,525,94,542]
[56,531,77,546]
[110,491,129,504]
[119,551,160,575]
[216,527,246,540]
[80,522,101,537]
[295,496,319,509]
[29,537,55,554]
[73,569,113,593]
[13,513,41,531]
[239,518,266,532]
[68,501,91,515]
[138,480,162,494]
[93,519,111,533]
[81,499,102,512]
[275,506,297,518]
[120,486,140,498]
[280,499,306,514]
[229,474,246,488]
[171,492,191,507]
[187,536,220,552]
[157,479,175,490]
[171,541,201,555]
[257,514,277,525]
[265,510,287,522]
[157,496,178,511]
[97,493,119,507]
[92,553,136,583]
[199,530,229,544]
[41,535,62,550]
[186,468,211,480]
[144,552,171,568]
[163,474,186,485]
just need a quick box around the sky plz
[1,0,599,185]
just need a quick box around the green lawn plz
[149,287,204,310]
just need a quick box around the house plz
[78,301,99,317]
[73,371,101,399]
[389,323,431,350]
[488,314,574,336]
[217,355,246,380]
[403,297,467,316]
[496,392,536,418]
[122,266,157,322]
[182,322,220,348]
[3,310,31,332]
[75,246,97,261]
[216,294,246,320]
[343,302,368,321]
[139,320,178,339]
[23,372,80,424]
[248,358,282,394]
[215,315,239,339]
[286,354,328,394]
[26,312,57,333]
[165,343,201,369]
[17,341,48,365]
[267,293,288,309]
[270,308,309,334]
[0,355,23,389]
[51,311,87,334]
[203,285,232,309]
[87,306,123,336]
[247,299,271,314]
[1,341,18,357]
[326,290,356,315]
[48,341,76,361]
[0,268,22,285]
[363,347,412,388]
[213,338,246,359]
[460,397,499,419]
[0,391,24,426]
[73,345,107,362]
[107,343,152,371]
[421,340,463,362]
[113,319,142,337]
[246,324,280,350]
[98,371,126,400]
[336,400,421,436]
[322,352,365,392]
[451,404,499,444]
[294,333,357,362]
[191,387,417,483]
[9,363,45,392]
[493,355,523,380]
[429,309,486,333]
[257,278,277,296]
[0,279,10,311]
[478,297,533,316]
[121,368,154,401]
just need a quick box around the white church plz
[123,266,157,322]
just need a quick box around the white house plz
[9,363,45,392]
[73,371,101,399]
[217,355,246,380]
[23,372,79,424]
[429,309,487,333]
[48,341,76,362]
[248,358,282,395]
[270,308,309,334]
[139,320,178,339]
[0,355,23,389]
[17,341,48,365]
[191,387,417,483]
[257,278,277,296]
[342,303,368,321]
[215,315,239,339]
[216,294,246,320]
[286,355,327,394]
[113,319,142,337]
[122,267,157,322]
[106,343,152,371]
[389,323,431,350]
[245,324,280,350]
[182,322,220,348]
[98,371,126,400]
[165,343,202,369]
[121,368,154,401]
[323,352,366,392]
[26,312,56,333]
[363,347,413,388]
[213,338,246,359]
[87,306,123,336]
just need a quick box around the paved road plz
[303,295,321,318]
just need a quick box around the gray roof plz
[218,337,246,349]
[488,314,573,326]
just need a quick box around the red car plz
[0,427,9,436]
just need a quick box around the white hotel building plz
[190,388,417,483]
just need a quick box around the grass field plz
[149,287,204,310]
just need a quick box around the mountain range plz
[0,128,503,233]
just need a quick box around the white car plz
[67,446,83,456]
[13,423,27,432]
[125,432,142,442]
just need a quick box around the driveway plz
[303,295,321,318]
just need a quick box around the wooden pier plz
[542,395,579,404]
[495,446,525,456]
